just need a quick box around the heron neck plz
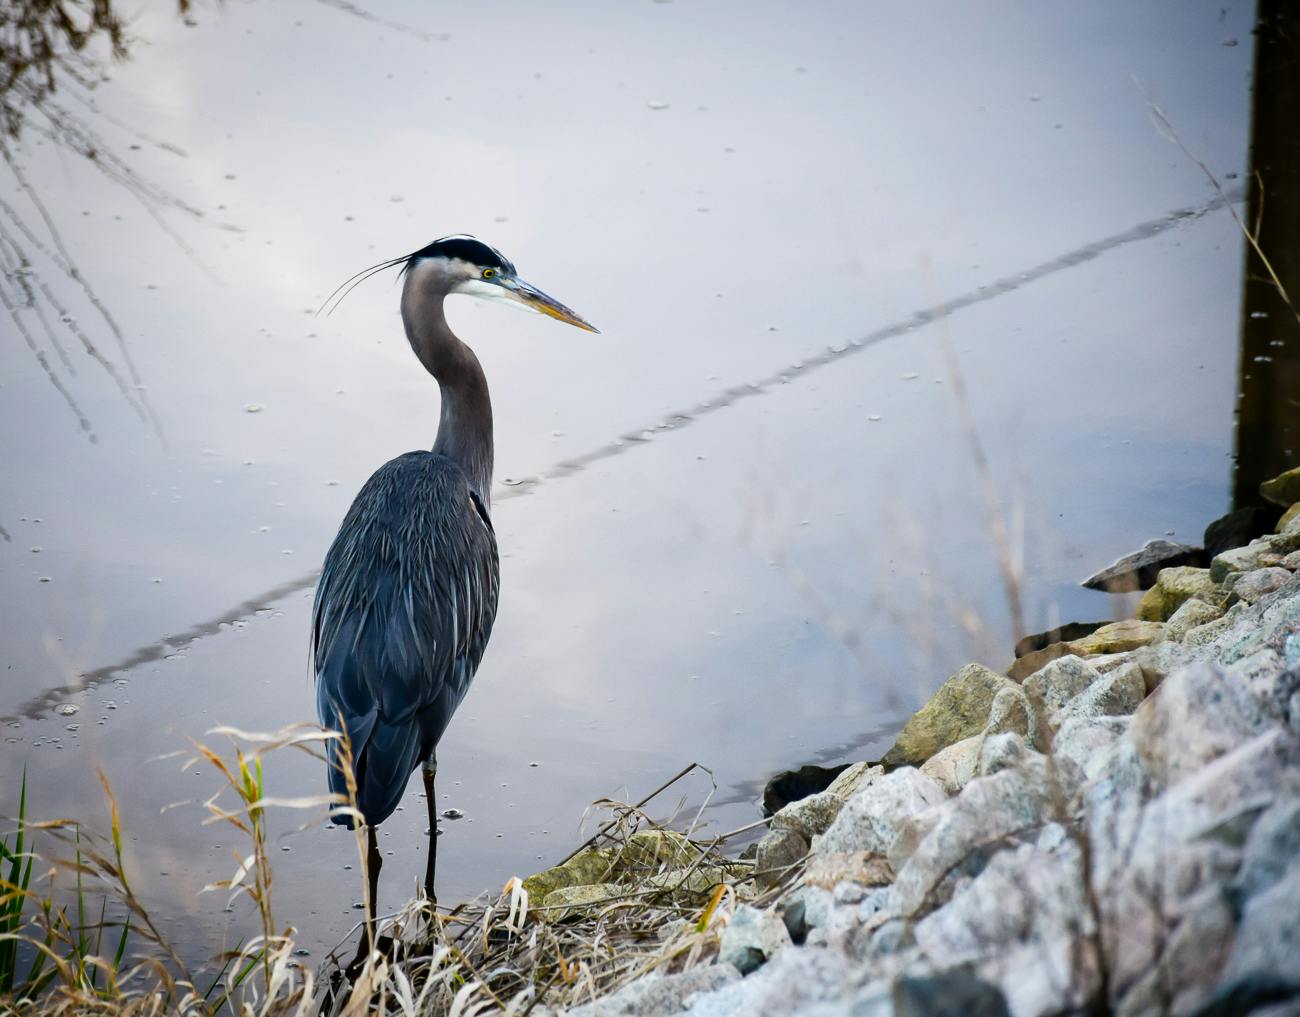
[403,291,494,505]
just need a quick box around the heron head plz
[407,235,599,333]
[320,234,599,334]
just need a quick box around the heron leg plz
[422,756,438,906]
[365,824,382,950]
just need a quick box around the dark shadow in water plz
[708,721,903,811]
[1233,0,1300,505]
[10,189,1244,719]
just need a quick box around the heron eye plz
[482,268,496,279]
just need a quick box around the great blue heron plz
[312,235,597,920]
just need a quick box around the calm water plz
[0,0,1258,966]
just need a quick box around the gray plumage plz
[313,452,498,827]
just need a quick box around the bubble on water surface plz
[55,704,79,717]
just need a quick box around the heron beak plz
[500,277,600,333]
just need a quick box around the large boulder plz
[891,754,1082,917]
[1008,621,1163,681]
[882,664,1016,767]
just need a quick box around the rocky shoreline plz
[527,468,1300,1017]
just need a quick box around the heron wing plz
[312,452,499,826]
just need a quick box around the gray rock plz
[826,761,883,799]
[919,735,982,794]
[984,685,1031,737]
[818,767,948,856]
[1212,539,1280,583]
[913,831,1085,967]
[776,883,832,934]
[678,946,855,1017]
[977,731,1031,776]
[1223,861,1300,987]
[892,754,1082,916]
[717,904,791,975]
[1128,662,1277,790]
[1053,715,1130,778]
[1282,550,1300,571]
[892,971,1011,1017]
[772,791,844,840]
[1113,887,1236,1017]
[1164,597,1226,642]
[1053,661,1146,731]
[1184,603,1248,648]
[754,827,809,889]
[1235,567,1295,605]
[1236,798,1300,900]
[1022,654,1101,747]
[1082,538,1203,592]
[566,964,740,1016]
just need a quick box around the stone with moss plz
[881,663,1016,768]
[1260,467,1300,507]
[521,847,615,901]
[1136,566,1223,621]
[536,882,623,922]
[617,830,703,873]
[1164,597,1224,642]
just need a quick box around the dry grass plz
[1,734,764,1017]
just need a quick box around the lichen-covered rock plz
[825,761,882,799]
[771,791,844,840]
[1072,619,1166,656]
[1137,566,1223,621]
[1278,503,1300,535]
[818,767,947,857]
[538,882,622,922]
[919,735,982,794]
[645,865,734,896]
[802,851,893,890]
[881,663,1016,767]
[1281,549,1300,570]
[1233,567,1293,605]
[1260,467,1300,507]
[522,847,614,902]
[1164,597,1225,641]
[619,829,704,871]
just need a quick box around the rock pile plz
[545,467,1300,1017]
